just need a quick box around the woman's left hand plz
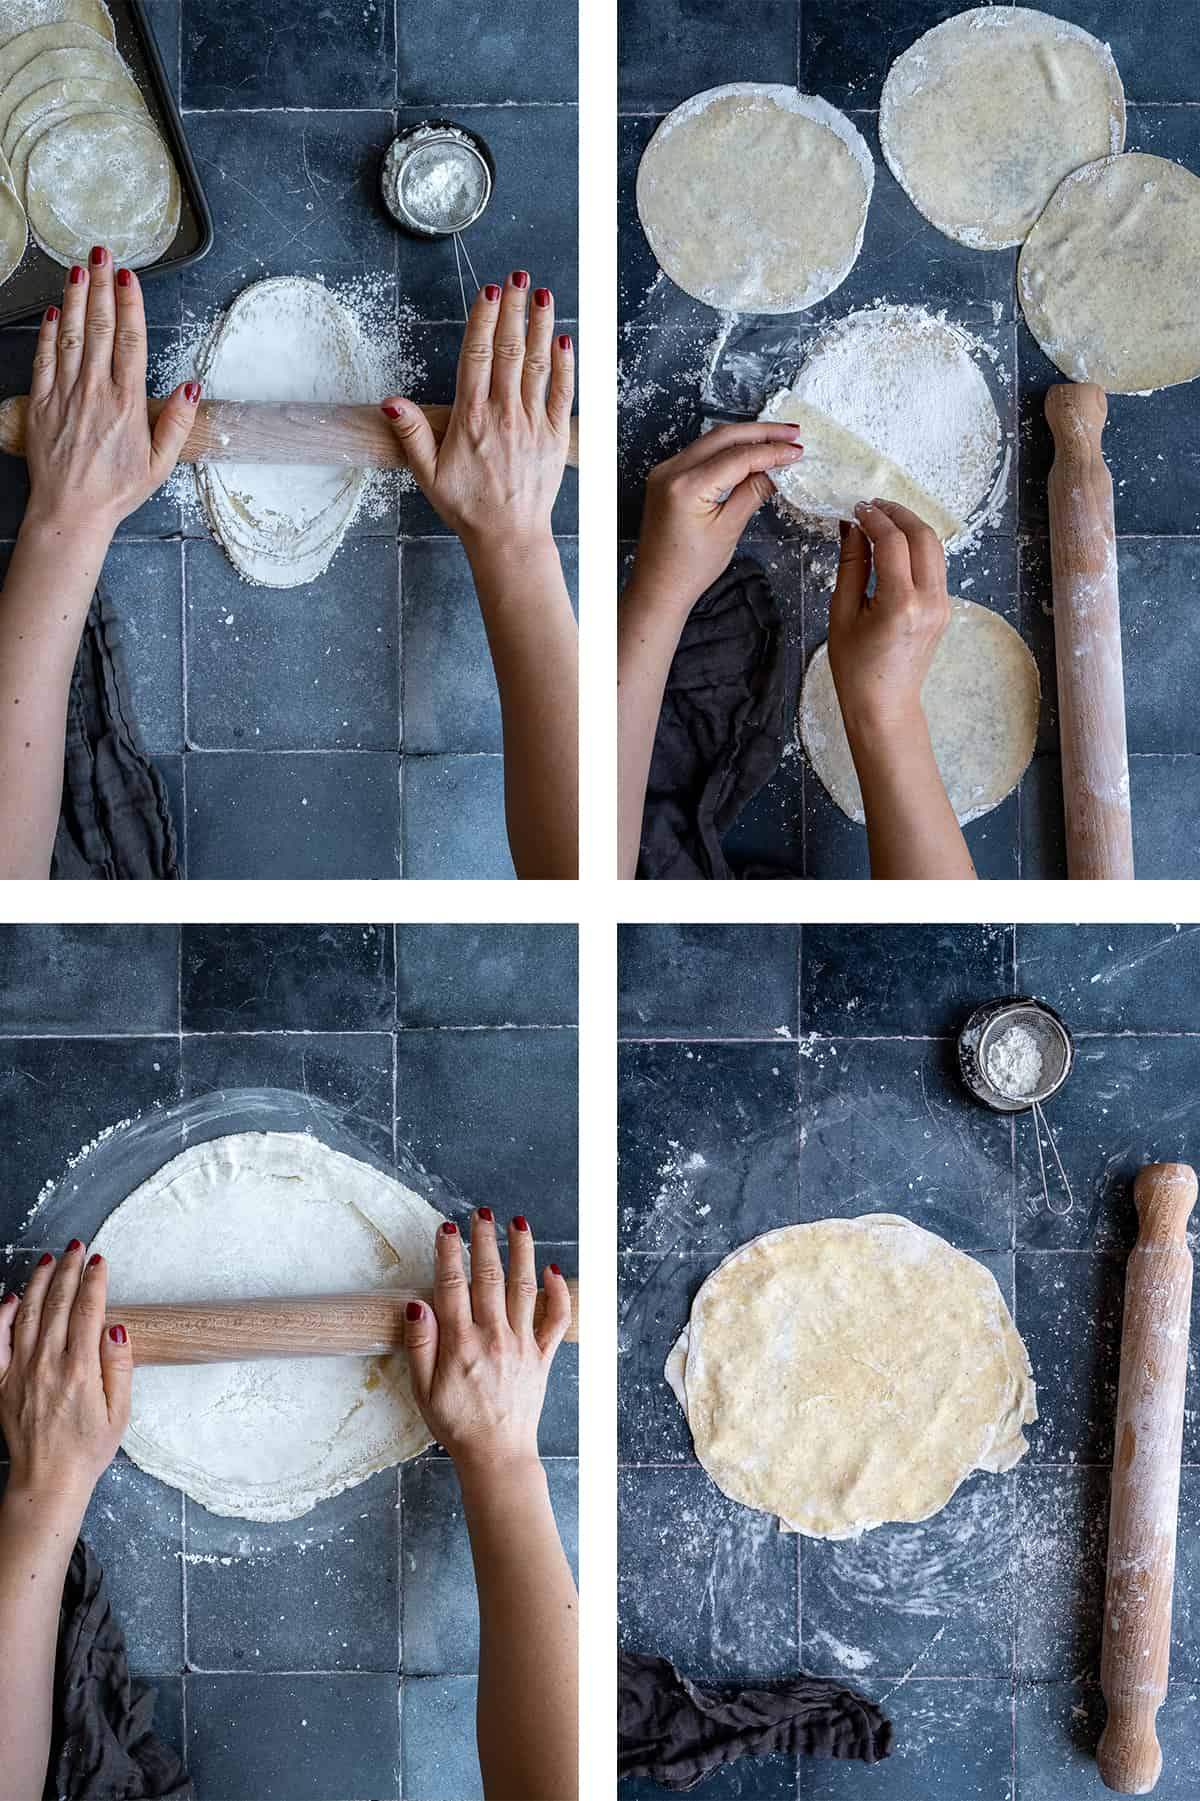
[23,246,199,543]
[0,1242,132,1512]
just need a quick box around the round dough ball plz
[1019,152,1200,394]
[880,6,1125,249]
[802,597,1039,826]
[667,1216,1037,1539]
[0,43,140,151]
[0,144,27,284]
[636,83,873,314]
[90,1132,447,1521]
[0,1,115,52]
[26,110,179,266]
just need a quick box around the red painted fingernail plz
[116,267,132,288]
[549,1263,562,1276]
[3,1292,17,1306]
[483,284,501,302]
[514,1215,529,1233]
[185,381,201,403]
[44,304,59,322]
[512,270,529,290]
[66,1239,82,1253]
[38,1252,53,1266]
[534,287,550,307]
[557,334,571,352]
[88,1254,102,1269]
[406,1301,423,1321]
[441,1221,458,1237]
[381,401,403,418]
[90,245,106,266]
[69,265,85,285]
[478,1206,494,1222]
[109,1323,127,1345]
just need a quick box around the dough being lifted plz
[667,1215,1037,1539]
[880,7,1124,249]
[759,392,965,540]
[90,1131,446,1521]
[802,598,1039,827]
[636,83,873,314]
[1019,152,1200,394]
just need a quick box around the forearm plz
[0,1483,88,1800]
[466,536,578,879]
[0,514,112,877]
[846,710,976,880]
[457,1454,578,1801]
[616,578,690,878]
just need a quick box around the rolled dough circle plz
[25,110,178,266]
[0,146,27,282]
[1018,152,1200,394]
[0,44,140,150]
[0,19,116,90]
[0,1,116,52]
[90,1132,447,1521]
[636,83,873,314]
[802,597,1039,826]
[880,7,1125,250]
[761,305,1003,542]
[667,1216,1037,1539]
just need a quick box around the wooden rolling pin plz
[105,1282,579,1366]
[1045,382,1134,880]
[0,395,580,470]
[1097,1162,1196,1794]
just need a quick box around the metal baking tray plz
[0,0,212,327]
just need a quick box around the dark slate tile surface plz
[0,926,179,1034]
[1015,1253,1124,1466]
[395,924,577,1027]
[801,924,1012,1037]
[801,1680,1014,1799]
[85,1458,183,1675]
[185,752,402,880]
[1016,1681,1200,1801]
[401,753,512,881]
[182,0,396,108]
[1016,1467,1110,1682]
[618,925,799,1040]
[618,1253,721,1465]
[402,1676,482,1801]
[1015,924,1200,1034]
[187,1673,401,1800]
[180,1029,394,1163]
[181,924,395,1032]
[618,0,799,112]
[102,541,184,755]
[398,0,578,104]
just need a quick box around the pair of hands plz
[21,252,571,557]
[629,422,950,735]
[0,1214,567,1514]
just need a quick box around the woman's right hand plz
[627,422,805,616]
[0,1243,131,1513]
[827,499,951,741]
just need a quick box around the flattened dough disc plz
[1019,152,1200,394]
[0,0,115,51]
[880,6,1124,249]
[0,43,140,150]
[667,1216,1037,1539]
[3,71,145,166]
[90,1132,446,1521]
[802,598,1039,826]
[0,144,27,283]
[26,110,178,266]
[636,83,873,314]
[0,18,120,92]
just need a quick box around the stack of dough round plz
[0,2,179,278]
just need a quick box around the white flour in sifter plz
[985,1024,1045,1100]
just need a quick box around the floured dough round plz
[0,43,140,149]
[196,277,373,588]
[4,73,144,168]
[880,7,1124,249]
[0,19,116,91]
[90,1132,446,1522]
[636,83,873,313]
[667,1216,1037,1539]
[1019,152,1200,394]
[763,305,1002,542]
[0,1,115,52]
[25,110,178,265]
[803,598,1039,826]
[0,145,27,282]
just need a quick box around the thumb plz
[402,1297,438,1411]
[717,468,777,539]
[829,520,871,634]
[381,397,438,489]
[100,1320,133,1434]
[149,381,200,483]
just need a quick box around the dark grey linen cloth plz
[52,589,178,880]
[46,1538,193,1801]
[618,1649,893,1792]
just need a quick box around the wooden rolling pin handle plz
[105,1281,579,1366]
[1045,382,1134,882]
[0,394,580,470]
[1098,1163,1197,1795]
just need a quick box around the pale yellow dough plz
[667,1216,1037,1539]
[0,1,115,52]
[0,142,26,281]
